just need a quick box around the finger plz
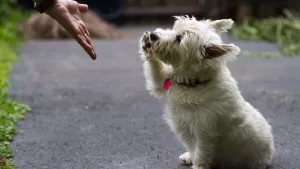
[79,25,94,54]
[75,34,97,60]
[77,22,96,59]
[78,4,89,13]
[84,33,93,49]
[84,33,95,55]
[78,23,95,52]
[83,24,90,37]
[79,22,91,43]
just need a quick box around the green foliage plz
[231,9,300,56]
[0,0,28,46]
[241,51,281,58]
[0,0,31,169]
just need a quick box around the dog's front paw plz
[179,152,193,166]
[142,31,152,53]
[140,31,158,61]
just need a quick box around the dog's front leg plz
[143,58,170,98]
[192,135,217,169]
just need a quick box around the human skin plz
[33,0,97,60]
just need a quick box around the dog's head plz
[140,16,241,71]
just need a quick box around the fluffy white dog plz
[139,16,275,169]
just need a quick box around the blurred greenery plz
[0,0,31,169]
[231,9,300,57]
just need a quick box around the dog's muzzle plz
[150,32,159,42]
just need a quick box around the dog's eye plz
[175,35,183,43]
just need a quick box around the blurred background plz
[9,0,300,56]
[16,0,300,25]
[1,1,300,168]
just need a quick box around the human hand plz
[46,0,97,60]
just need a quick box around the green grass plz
[230,9,300,57]
[0,41,31,169]
[0,1,31,168]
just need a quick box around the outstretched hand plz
[46,0,97,60]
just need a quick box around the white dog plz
[139,16,275,169]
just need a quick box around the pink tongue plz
[163,79,172,90]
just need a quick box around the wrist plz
[45,0,67,21]
[44,3,58,17]
[35,0,57,14]
[33,0,42,4]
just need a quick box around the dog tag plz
[163,79,172,90]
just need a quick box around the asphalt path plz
[9,26,300,169]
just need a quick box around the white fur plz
[139,16,275,169]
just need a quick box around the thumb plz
[78,4,88,13]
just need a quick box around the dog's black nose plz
[150,32,159,41]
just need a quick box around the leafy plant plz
[231,9,300,56]
[0,0,31,169]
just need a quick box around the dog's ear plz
[204,43,240,59]
[210,19,234,34]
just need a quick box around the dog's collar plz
[163,78,211,90]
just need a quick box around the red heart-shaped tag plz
[163,79,172,90]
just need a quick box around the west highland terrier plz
[139,16,275,169]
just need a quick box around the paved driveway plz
[10,26,300,169]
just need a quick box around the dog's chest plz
[163,100,209,130]
[163,104,194,132]
[164,85,205,105]
[162,88,226,134]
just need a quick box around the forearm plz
[32,0,42,4]
[32,0,58,14]
[143,59,171,98]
